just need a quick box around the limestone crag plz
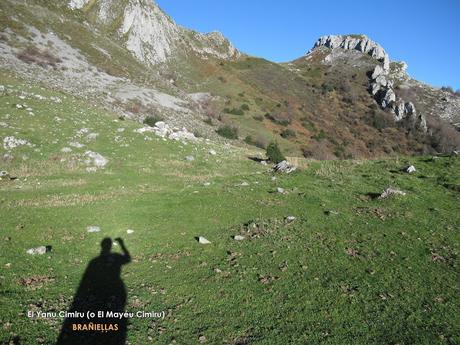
[370,65,427,131]
[311,35,390,70]
[68,0,239,65]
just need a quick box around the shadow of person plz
[56,237,131,345]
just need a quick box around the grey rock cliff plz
[311,34,390,70]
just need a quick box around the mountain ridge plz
[0,0,459,158]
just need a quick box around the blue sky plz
[156,0,460,90]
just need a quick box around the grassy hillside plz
[1,71,459,344]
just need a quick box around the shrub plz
[280,129,296,139]
[244,135,267,149]
[224,107,244,116]
[253,115,264,122]
[312,129,327,141]
[216,125,238,139]
[241,103,250,111]
[266,142,285,163]
[143,115,163,127]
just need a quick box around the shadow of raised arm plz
[115,237,131,264]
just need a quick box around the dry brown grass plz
[16,45,62,68]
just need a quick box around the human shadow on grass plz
[56,237,131,345]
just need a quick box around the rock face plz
[370,65,427,132]
[68,0,239,65]
[311,35,390,70]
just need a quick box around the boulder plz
[87,226,101,233]
[273,160,296,174]
[197,236,211,244]
[378,188,406,199]
[233,235,245,241]
[403,165,416,173]
[26,245,52,255]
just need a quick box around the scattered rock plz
[84,151,108,168]
[240,182,249,187]
[273,160,296,174]
[325,210,339,216]
[285,216,296,222]
[378,188,406,199]
[69,141,84,148]
[197,236,211,244]
[26,245,52,255]
[127,229,134,234]
[87,226,101,233]
[276,187,285,194]
[0,170,10,180]
[3,136,33,150]
[185,155,194,161]
[61,147,72,153]
[233,235,245,241]
[402,165,416,173]
[208,149,217,156]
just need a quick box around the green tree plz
[266,142,285,163]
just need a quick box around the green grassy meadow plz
[1,71,459,344]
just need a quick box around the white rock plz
[185,155,194,161]
[26,246,50,255]
[3,136,33,150]
[208,149,217,156]
[84,151,108,167]
[234,235,245,241]
[378,188,406,199]
[404,165,416,173]
[277,187,285,194]
[286,216,296,222]
[87,226,101,233]
[198,236,211,244]
[127,229,134,234]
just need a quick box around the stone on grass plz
[185,155,194,161]
[277,187,285,194]
[403,165,416,173]
[378,188,406,199]
[127,229,134,234]
[233,235,245,241]
[26,245,52,255]
[197,236,211,244]
[87,226,101,233]
[285,216,296,222]
[208,149,217,156]
[273,160,296,174]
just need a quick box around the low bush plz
[143,115,163,127]
[266,142,285,163]
[216,125,238,139]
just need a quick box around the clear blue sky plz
[156,0,460,90]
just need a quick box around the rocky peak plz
[67,0,239,64]
[310,34,390,70]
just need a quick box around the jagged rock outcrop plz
[68,0,239,65]
[311,35,390,70]
[309,34,427,132]
[370,65,427,132]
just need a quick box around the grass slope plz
[0,71,459,344]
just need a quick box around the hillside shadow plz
[248,156,266,163]
[56,237,131,345]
